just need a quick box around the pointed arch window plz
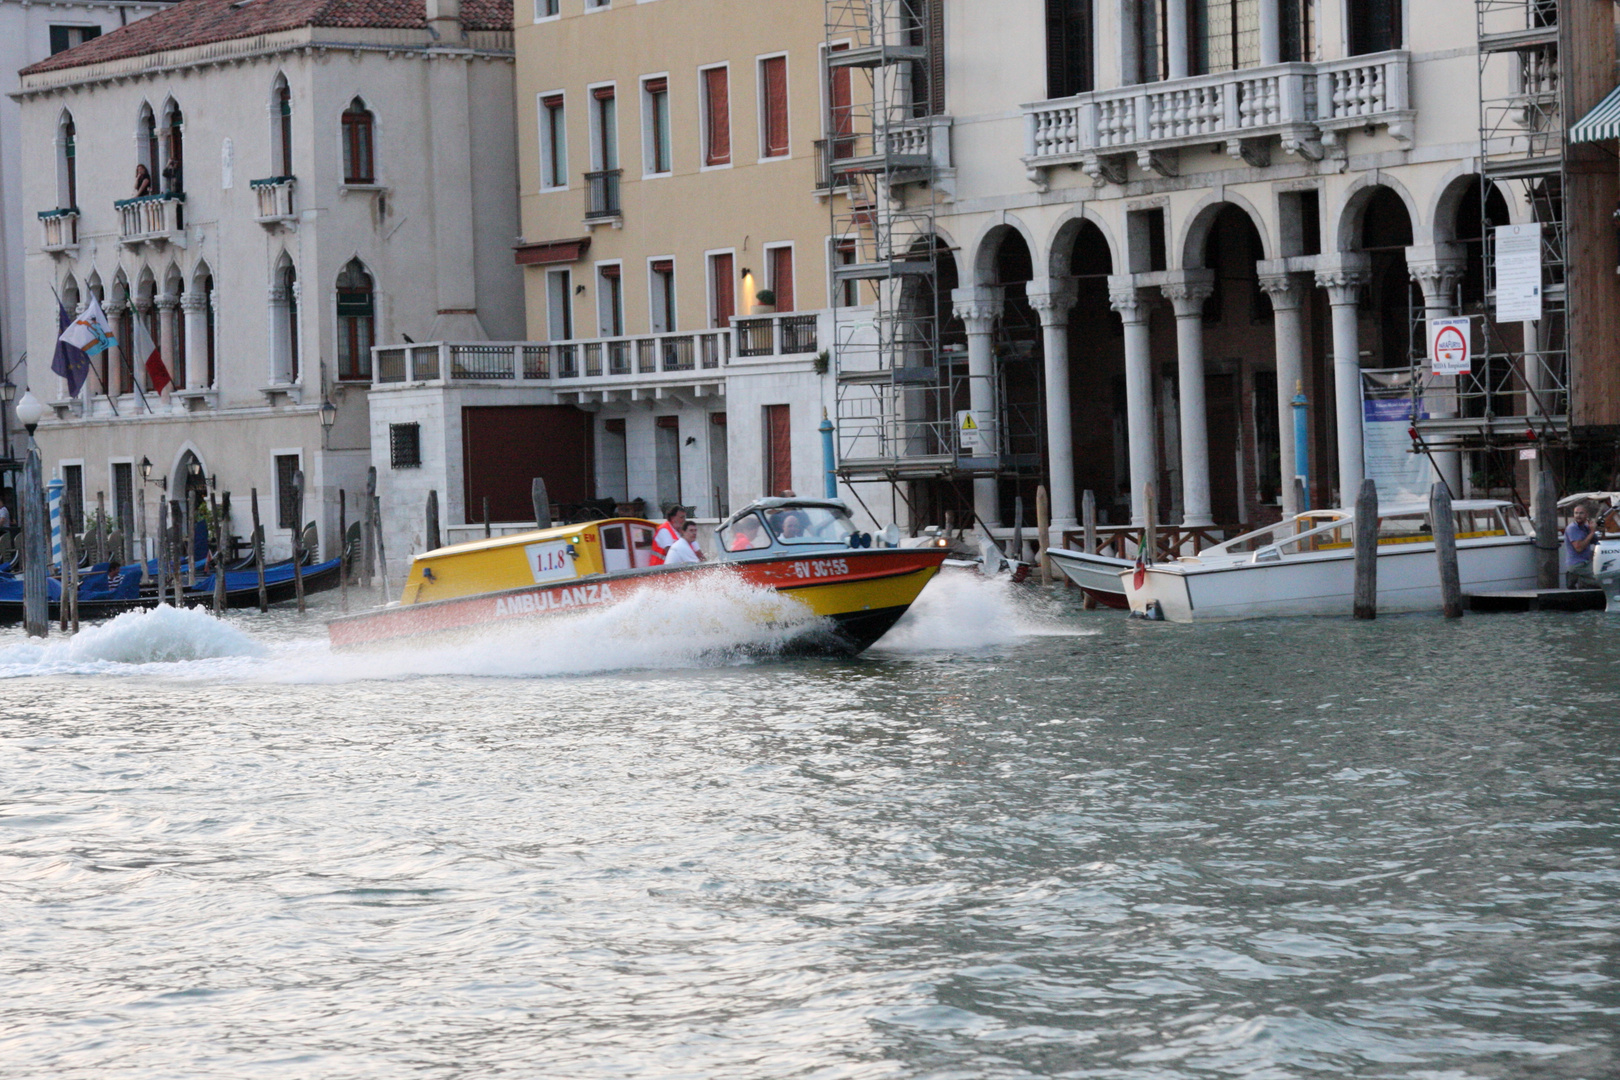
[342,99,375,184]
[59,112,77,208]
[136,103,158,194]
[273,76,293,177]
[336,259,375,381]
[161,99,184,193]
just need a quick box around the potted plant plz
[752,288,776,315]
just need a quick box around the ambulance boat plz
[327,498,949,653]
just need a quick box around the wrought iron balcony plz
[584,169,622,221]
[1022,51,1412,185]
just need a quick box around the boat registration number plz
[790,558,850,579]
[525,541,576,584]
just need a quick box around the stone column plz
[1165,0,1189,79]
[1110,281,1156,526]
[1314,260,1372,505]
[952,286,1005,528]
[1258,272,1307,516]
[1026,277,1079,530]
[268,284,290,384]
[181,291,209,391]
[105,300,128,398]
[134,299,155,400]
[1259,0,1281,65]
[1406,246,1467,497]
[1162,273,1217,528]
[156,293,180,393]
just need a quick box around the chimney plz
[425,0,461,40]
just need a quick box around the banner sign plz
[1361,370,1432,504]
[1428,316,1471,375]
[1494,223,1542,322]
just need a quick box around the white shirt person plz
[662,522,706,565]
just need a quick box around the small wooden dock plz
[1464,589,1607,613]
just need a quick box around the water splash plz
[871,568,1092,655]
[0,604,266,678]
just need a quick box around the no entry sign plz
[1429,316,1471,375]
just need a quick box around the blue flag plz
[51,300,91,398]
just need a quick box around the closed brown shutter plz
[769,247,794,312]
[765,405,793,497]
[762,56,789,157]
[711,252,734,327]
[644,76,667,94]
[704,67,730,165]
[600,263,620,279]
[928,0,945,116]
[829,43,853,157]
[541,94,563,109]
[650,258,673,273]
[592,85,616,101]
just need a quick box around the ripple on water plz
[0,596,1616,1078]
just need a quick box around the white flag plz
[59,295,113,353]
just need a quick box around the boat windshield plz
[1208,513,1349,556]
[720,514,771,553]
[766,506,859,545]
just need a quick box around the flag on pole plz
[59,295,117,358]
[50,300,92,397]
[131,309,171,395]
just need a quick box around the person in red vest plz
[649,504,687,565]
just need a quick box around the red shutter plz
[592,85,616,101]
[829,43,853,157]
[770,247,794,312]
[763,56,789,157]
[766,404,793,497]
[704,67,730,165]
[711,253,734,328]
[600,263,621,279]
[650,259,673,273]
[541,94,563,109]
[644,77,667,94]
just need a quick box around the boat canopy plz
[717,498,867,558]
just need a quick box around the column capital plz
[179,290,208,314]
[1160,270,1216,318]
[951,285,1004,329]
[1257,272,1307,310]
[268,284,289,304]
[1314,254,1371,305]
[104,299,130,316]
[1024,277,1077,324]
[155,293,179,312]
[1406,245,1468,301]
[1108,279,1153,323]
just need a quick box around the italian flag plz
[132,312,170,394]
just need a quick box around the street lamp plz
[0,380,15,405]
[15,391,44,437]
[320,398,337,431]
[139,454,166,491]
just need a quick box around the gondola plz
[0,555,345,625]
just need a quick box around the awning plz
[513,237,590,266]
[1570,84,1620,144]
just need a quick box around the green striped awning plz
[1570,85,1620,144]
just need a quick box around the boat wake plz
[868,570,1095,655]
[0,575,831,682]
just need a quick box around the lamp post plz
[15,391,47,637]
[320,397,337,450]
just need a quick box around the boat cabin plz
[399,517,659,605]
[716,499,867,558]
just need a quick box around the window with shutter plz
[703,67,730,166]
[827,42,854,159]
[709,252,734,328]
[761,56,789,157]
[768,247,795,312]
[1045,0,1094,98]
[764,405,793,498]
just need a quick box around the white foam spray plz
[870,569,1093,655]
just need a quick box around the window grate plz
[275,454,301,530]
[390,423,422,469]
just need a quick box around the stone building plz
[14,0,521,559]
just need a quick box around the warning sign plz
[956,410,983,454]
[1429,316,1471,375]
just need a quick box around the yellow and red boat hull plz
[327,548,948,654]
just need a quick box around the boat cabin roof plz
[414,517,654,562]
[721,497,853,528]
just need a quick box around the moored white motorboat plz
[1045,547,1134,608]
[1120,500,1536,622]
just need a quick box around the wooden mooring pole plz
[1534,466,1559,590]
[21,444,48,638]
[362,468,377,589]
[250,487,268,613]
[339,490,350,612]
[1431,481,1463,619]
[1080,489,1098,607]
[1353,478,1378,619]
[531,478,551,529]
[291,470,307,615]
[211,491,228,615]
[374,493,390,600]
[1036,484,1051,585]
[426,489,441,551]
[483,497,492,539]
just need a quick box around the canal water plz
[1,576,1616,1078]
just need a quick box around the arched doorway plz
[1061,221,1124,521]
[982,228,1041,526]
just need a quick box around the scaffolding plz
[1415,0,1570,454]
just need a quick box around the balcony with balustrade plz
[115,192,185,246]
[38,208,78,253]
[1022,51,1412,186]
[250,176,297,226]
[371,312,826,406]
